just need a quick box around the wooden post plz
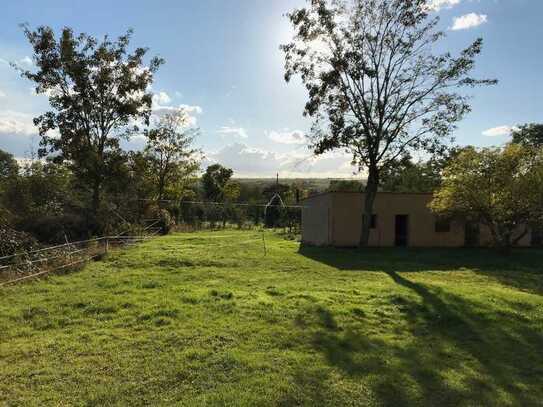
[105,238,109,255]
[261,230,267,256]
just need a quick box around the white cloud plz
[0,56,33,68]
[152,91,171,106]
[427,0,461,11]
[451,13,488,30]
[19,56,33,67]
[0,90,6,98]
[217,126,248,139]
[0,111,38,136]
[205,143,357,178]
[267,129,307,145]
[482,125,519,137]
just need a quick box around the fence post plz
[105,238,109,255]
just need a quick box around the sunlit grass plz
[1,230,542,406]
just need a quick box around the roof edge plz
[301,190,434,202]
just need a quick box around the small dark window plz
[532,227,543,247]
[435,218,451,233]
[370,214,377,229]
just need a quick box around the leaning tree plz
[282,0,496,246]
[16,25,163,227]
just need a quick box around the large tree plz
[144,109,200,201]
[430,145,543,250]
[282,0,496,246]
[16,25,163,225]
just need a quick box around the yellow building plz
[301,192,533,248]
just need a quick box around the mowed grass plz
[1,231,543,406]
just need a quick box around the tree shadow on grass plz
[293,247,543,405]
[315,285,541,405]
[298,245,543,295]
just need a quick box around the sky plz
[0,0,541,178]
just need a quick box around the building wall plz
[329,193,364,247]
[301,194,332,246]
[478,224,532,247]
[328,192,466,247]
[302,192,534,248]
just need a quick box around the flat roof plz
[301,190,434,202]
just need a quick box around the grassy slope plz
[1,231,542,406]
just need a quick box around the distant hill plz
[233,178,362,193]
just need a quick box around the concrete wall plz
[301,192,537,248]
[329,193,363,247]
[302,192,534,248]
[478,224,532,247]
[326,192,466,247]
[301,194,332,246]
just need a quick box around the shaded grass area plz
[1,231,542,406]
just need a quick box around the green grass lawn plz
[1,230,543,406]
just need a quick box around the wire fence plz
[0,198,304,286]
[0,235,152,287]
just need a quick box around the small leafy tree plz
[430,145,543,249]
[144,109,200,201]
[16,25,163,226]
[201,164,233,202]
[0,149,19,180]
[282,0,496,246]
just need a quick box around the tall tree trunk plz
[158,176,165,202]
[90,179,102,234]
[360,164,379,247]
[92,179,101,216]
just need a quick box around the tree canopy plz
[201,164,234,202]
[16,25,163,223]
[430,144,543,249]
[511,123,543,147]
[0,149,19,180]
[144,109,200,201]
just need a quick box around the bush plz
[0,224,38,257]
[158,209,174,235]
[16,213,88,244]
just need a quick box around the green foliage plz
[144,110,200,200]
[17,25,163,219]
[431,144,543,248]
[0,161,90,242]
[157,209,174,235]
[1,231,543,405]
[222,180,241,202]
[0,149,18,180]
[327,180,363,192]
[511,123,543,147]
[0,224,38,257]
[378,150,463,193]
[201,164,234,202]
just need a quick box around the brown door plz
[395,215,409,247]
